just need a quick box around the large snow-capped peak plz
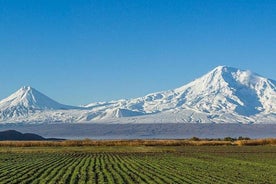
[0,86,72,110]
[172,66,275,115]
[84,65,276,121]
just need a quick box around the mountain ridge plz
[0,66,275,124]
[0,130,64,141]
[0,130,45,140]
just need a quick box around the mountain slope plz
[0,130,45,140]
[84,66,276,123]
[0,130,64,140]
[0,66,275,124]
[0,86,78,120]
[173,66,276,115]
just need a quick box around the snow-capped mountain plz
[0,66,275,124]
[0,86,78,120]
[82,66,276,123]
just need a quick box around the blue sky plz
[0,0,275,105]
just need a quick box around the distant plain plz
[1,123,276,139]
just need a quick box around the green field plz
[0,146,276,184]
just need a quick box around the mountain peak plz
[17,86,38,97]
[173,65,275,117]
[20,86,32,91]
[204,66,262,87]
[211,65,239,75]
[214,65,234,70]
[213,65,227,70]
[0,86,74,112]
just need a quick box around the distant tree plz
[190,137,200,141]
[224,137,236,142]
[238,136,250,140]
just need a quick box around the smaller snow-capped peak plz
[0,86,73,110]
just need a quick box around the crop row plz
[0,152,275,184]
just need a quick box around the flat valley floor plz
[0,123,276,139]
[0,146,275,184]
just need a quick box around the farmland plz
[0,145,276,184]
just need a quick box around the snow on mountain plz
[0,86,79,120]
[173,66,276,115]
[0,66,275,124]
[83,66,276,123]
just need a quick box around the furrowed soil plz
[0,146,275,184]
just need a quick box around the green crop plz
[0,146,275,183]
